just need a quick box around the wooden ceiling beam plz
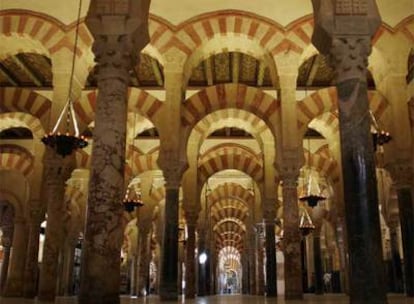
[256,60,266,87]
[11,55,43,87]
[305,55,320,87]
[0,64,19,86]
[231,52,240,84]
[150,57,164,87]
[203,56,214,86]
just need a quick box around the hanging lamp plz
[299,206,315,237]
[299,136,326,207]
[123,114,144,212]
[41,0,88,157]
[370,111,391,151]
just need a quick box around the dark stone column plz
[38,150,71,301]
[313,234,324,295]
[248,230,257,295]
[312,2,386,303]
[396,187,414,296]
[185,219,197,298]
[281,174,303,300]
[264,216,277,296]
[0,229,13,295]
[159,187,180,300]
[389,223,404,293]
[23,207,43,298]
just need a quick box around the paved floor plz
[0,294,412,304]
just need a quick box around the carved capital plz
[386,162,413,188]
[158,149,188,189]
[327,36,371,83]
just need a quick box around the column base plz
[37,293,55,302]
[159,289,178,301]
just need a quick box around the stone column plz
[130,254,138,296]
[0,228,13,294]
[3,217,29,297]
[38,150,71,301]
[60,238,77,296]
[185,215,197,298]
[23,207,43,298]
[388,222,404,293]
[313,233,324,295]
[79,2,150,303]
[388,163,414,296]
[137,228,151,296]
[281,172,303,299]
[256,239,265,295]
[312,2,386,303]
[263,202,277,296]
[159,179,180,300]
[248,228,257,295]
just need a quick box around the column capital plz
[158,149,188,189]
[184,210,199,227]
[43,148,73,184]
[386,162,413,188]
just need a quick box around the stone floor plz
[0,294,412,304]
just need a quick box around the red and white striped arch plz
[183,83,280,135]
[75,88,164,131]
[199,143,261,167]
[0,144,34,176]
[0,112,44,138]
[0,88,51,131]
[198,151,263,184]
[297,88,391,136]
[209,182,255,209]
[303,150,339,183]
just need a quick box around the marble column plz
[393,178,414,296]
[281,175,303,300]
[256,236,265,295]
[248,230,256,295]
[3,217,29,297]
[137,228,151,296]
[130,254,138,296]
[312,2,386,303]
[313,234,324,295]
[185,218,197,298]
[38,150,71,301]
[80,2,150,303]
[264,204,277,297]
[159,183,180,300]
[60,238,76,296]
[23,207,43,298]
[241,252,249,294]
[0,229,13,294]
[389,223,404,293]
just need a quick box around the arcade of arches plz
[0,1,413,304]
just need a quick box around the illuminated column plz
[79,1,150,303]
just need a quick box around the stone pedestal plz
[3,218,29,297]
[38,150,70,301]
[159,187,180,300]
[185,222,197,298]
[23,208,43,298]
[264,217,277,296]
[282,177,303,300]
[313,234,324,295]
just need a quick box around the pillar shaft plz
[137,229,151,295]
[38,150,69,301]
[389,225,404,293]
[282,178,303,299]
[159,187,180,300]
[264,220,277,296]
[0,229,13,295]
[313,235,324,295]
[333,40,386,303]
[3,218,29,297]
[23,208,43,298]
[396,187,414,296]
[256,242,265,295]
[185,223,196,298]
